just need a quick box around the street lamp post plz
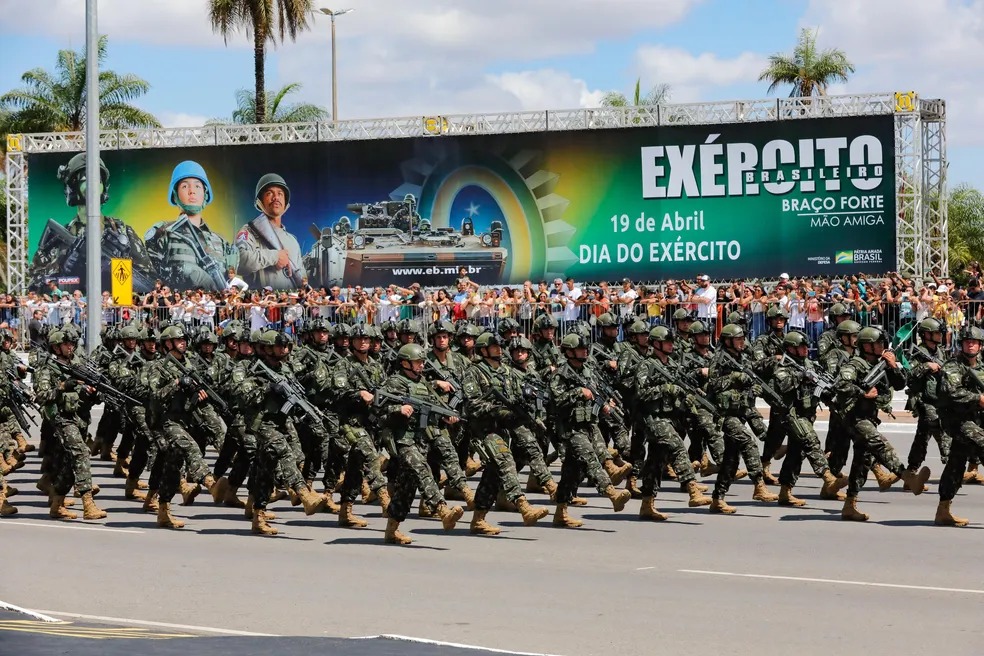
[319,8,353,124]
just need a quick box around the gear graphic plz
[391,141,576,282]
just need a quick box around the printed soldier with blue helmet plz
[236,173,307,291]
[145,160,238,291]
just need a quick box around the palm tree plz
[209,0,315,124]
[0,35,160,134]
[601,78,671,107]
[758,27,855,97]
[208,82,329,124]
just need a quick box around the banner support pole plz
[85,0,102,354]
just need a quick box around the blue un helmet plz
[168,161,213,209]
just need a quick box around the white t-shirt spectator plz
[618,287,639,319]
[249,304,268,332]
[563,285,582,322]
[694,284,717,319]
[788,295,806,328]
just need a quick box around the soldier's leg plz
[856,419,906,477]
[825,412,851,476]
[352,428,387,493]
[745,408,768,441]
[761,415,787,472]
[430,428,468,492]
[846,422,878,499]
[600,412,631,461]
[213,422,242,479]
[93,408,121,454]
[568,426,613,495]
[195,405,226,453]
[385,455,416,523]
[297,422,325,483]
[778,439,805,488]
[631,420,649,478]
[228,431,257,492]
[712,418,745,499]
[512,425,553,488]
[398,442,445,512]
[907,412,934,471]
[337,432,367,505]
[694,410,725,464]
[166,421,213,486]
[116,418,135,464]
[126,411,154,480]
[59,422,96,496]
[938,432,970,504]
[157,442,184,504]
[555,445,587,505]
[147,431,168,493]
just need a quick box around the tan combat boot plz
[464,456,482,476]
[322,492,340,514]
[965,464,984,484]
[701,459,721,476]
[687,480,713,507]
[287,487,302,507]
[709,496,736,514]
[0,486,17,517]
[820,470,848,499]
[603,460,631,486]
[752,479,779,502]
[470,509,502,535]
[377,487,392,516]
[222,483,246,509]
[604,485,631,512]
[778,485,807,507]
[15,434,34,454]
[384,518,412,545]
[203,475,219,502]
[626,476,643,499]
[683,480,709,493]
[544,479,559,501]
[516,496,549,526]
[664,464,679,481]
[298,486,329,516]
[436,503,464,531]
[525,472,542,494]
[761,459,779,485]
[112,460,129,479]
[361,480,372,503]
[157,502,185,529]
[841,496,869,521]
[243,495,276,520]
[494,492,518,512]
[339,501,369,528]
[211,477,230,505]
[180,480,201,505]
[99,441,116,462]
[49,495,78,520]
[569,496,588,506]
[552,503,583,528]
[734,468,748,480]
[872,464,898,490]
[639,496,668,521]
[0,458,11,476]
[934,500,969,527]
[81,491,107,520]
[142,491,160,513]
[252,512,278,535]
[900,467,931,496]
[418,499,436,518]
[3,486,16,497]
[124,477,147,501]
[460,485,475,511]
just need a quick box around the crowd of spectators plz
[6,263,984,353]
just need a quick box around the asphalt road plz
[3,408,984,656]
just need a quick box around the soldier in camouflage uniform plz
[633,326,713,520]
[105,325,149,502]
[820,320,861,481]
[90,326,123,466]
[508,336,558,498]
[833,326,930,521]
[33,330,108,521]
[817,303,852,360]
[178,327,228,455]
[904,318,950,480]
[495,317,521,365]
[0,329,32,471]
[681,320,729,478]
[381,321,400,352]
[934,326,984,526]
[375,344,465,545]
[769,330,849,506]
[549,334,632,528]
[146,325,221,528]
[706,324,778,514]
[750,306,789,484]
[588,313,632,469]
[460,333,550,534]
[615,319,653,497]
[453,322,483,364]
[211,326,258,509]
[531,314,562,373]
[240,329,329,535]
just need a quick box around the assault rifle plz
[482,370,547,432]
[717,348,785,409]
[781,355,836,403]
[567,367,626,423]
[373,389,462,430]
[907,346,946,369]
[253,359,330,426]
[34,349,141,411]
[166,353,233,422]
[5,367,39,433]
[422,357,465,409]
[645,357,719,415]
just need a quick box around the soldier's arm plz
[886,364,907,391]
[462,369,500,419]
[147,362,178,402]
[939,363,982,411]
[549,373,585,411]
[235,230,280,276]
[833,363,866,406]
[772,366,799,395]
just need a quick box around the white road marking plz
[0,520,143,534]
[677,569,984,595]
[635,567,656,571]
[358,634,566,656]
[27,609,278,636]
[0,601,61,623]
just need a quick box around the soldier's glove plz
[179,376,196,390]
[63,379,78,392]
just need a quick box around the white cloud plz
[633,46,768,102]
[486,70,606,112]
[802,0,984,146]
[158,111,210,128]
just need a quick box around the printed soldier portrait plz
[235,173,307,291]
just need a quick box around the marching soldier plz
[508,336,558,498]
[751,306,790,484]
[817,303,852,359]
[681,320,729,477]
[820,320,862,483]
[904,318,950,481]
[531,315,562,372]
[833,326,930,521]
[615,319,653,497]
[211,327,258,509]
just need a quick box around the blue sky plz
[2,0,981,189]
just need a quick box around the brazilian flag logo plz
[834,250,854,264]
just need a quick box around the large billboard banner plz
[25,114,897,294]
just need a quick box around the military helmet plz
[308,318,332,333]
[47,330,69,346]
[672,309,692,322]
[783,330,809,348]
[366,325,383,339]
[726,311,744,326]
[350,323,372,338]
[836,320,862,337]
[720,324,745,339]
[560,333,589,349]
[160,325,187,341]
[195,327,219,345]
[397,319,421,335]
[534,314,558,330]
[649,326,673,342]
[249,330,264,344]
[917,318,943,334]
[397,343,426,361]
[254,173,290,205]
[857,326,887,345]
[766,306,790,320]
[225,319,245,334]
[223,325,245,342]
[476,332,506,349]
[959,326,984,343]
[61,324,82,342]
[828,302,849,318]
[428,320,456,337]
[688,320,710,335]
[140,327,159,342]
[627,320,650,336]
[119,324,141,340]
[509,336,534,351]
[0,328,13,344]
[381,320,398,333]
[257,329,292,347]
[464,323,484,338]
[332,323,353,338]
[497,317,521,335]
[168,160,213,207]
[596,313,617,327]
[570,321,592,339]
[57,153,110,205]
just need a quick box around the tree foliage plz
[601,78,671,107]
[758,27,855,97]
[946,184,984,277]
[208,82,329,125]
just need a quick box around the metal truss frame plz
[4,92,947,293]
